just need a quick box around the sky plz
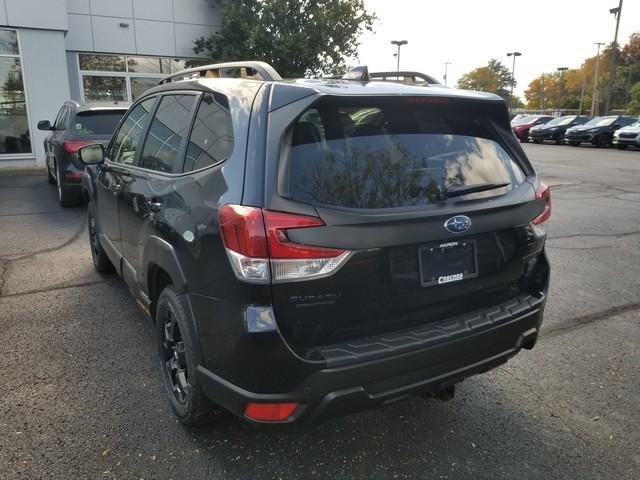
[358,0,640,98]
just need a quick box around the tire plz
[156,285,227,427]
[569,141,580,147]
[616,145,627,150]
[88,205,114,274]
[47,165,56,185]
[520,131,529,143]
[594,136,610,148]
[554,137,563,145]
[533,139,543,144]
[56,162,82,207]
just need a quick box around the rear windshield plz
[74,111,126,135]
[284,97,526,209]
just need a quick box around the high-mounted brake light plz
[244,402,299,422]
[218,205,352,284]
[63,140,95,154]
[532,182,551,225]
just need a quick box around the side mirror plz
[37,120,52,131]
[78,144,105,166]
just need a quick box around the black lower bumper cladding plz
[197,292,546,424]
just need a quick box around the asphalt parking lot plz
[1,144,639,480]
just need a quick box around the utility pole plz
[557,67,568,112]
[506,51,522,113]
[591,42,605,116]
[604,0,623,114]
[443,62,451,86]
[390,40,408,77]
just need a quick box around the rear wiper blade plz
[443,182,510,199]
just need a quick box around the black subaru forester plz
[78,61,550,427]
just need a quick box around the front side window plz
[183,93,234,172]
[139,95,197,173]
[0,29,31,155]
[110,98,156,165]
[284,97,526,209]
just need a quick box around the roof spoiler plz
[159,61,282,85]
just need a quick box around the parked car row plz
[511,114,640,150]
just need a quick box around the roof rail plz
[370,71,441,85]
[159,61,282,85]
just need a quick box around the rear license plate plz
[419,240,478,287]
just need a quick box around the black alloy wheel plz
[155,286,227,427]
[88,207,114,273]
[160,304,190,405]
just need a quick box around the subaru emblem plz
[444,215,471,234]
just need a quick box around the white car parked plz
[613,120,640,150]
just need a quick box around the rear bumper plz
[197,292,546,424]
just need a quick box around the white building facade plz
[0,0,220,169]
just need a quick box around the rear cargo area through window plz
[75,111,125,135]
[283,97,525,209]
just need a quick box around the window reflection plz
[288,100,525,209]
[82,76,127,102]
[0,30,30,155]
[139,95,196,173]
[111,98,155,165]
[183,93,234,172]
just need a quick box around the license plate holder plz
[419,240,478,287]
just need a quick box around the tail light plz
[63,140,95,154]
[244,402,299,422]
[218,204,352,283]
[531,182,551,236]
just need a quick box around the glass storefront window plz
[0,30,19,55]
[79,54,126,72]
[127,56,173,74]
[79,54,206,103]
[0,30,31,155]
[130,77,161,101]
[82,76,127,102]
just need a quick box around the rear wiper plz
[442,182,510,199]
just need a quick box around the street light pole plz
[557,67,568,112]
[591,42,605,116]
[443,62,451,87]
[506,51,522,113]
[604,0,623,114]
[390,40,408,77]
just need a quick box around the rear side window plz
[74,111,125,135]
[110,97,155,165]
[284,97,526,209]
[139,94,197,173]
[183,93,234,172]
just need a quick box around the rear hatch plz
[264,95,547,350]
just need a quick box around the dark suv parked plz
[529,115,591,144]
[78,62,550,426]
[38,101,128,206]
[564,115,637,147]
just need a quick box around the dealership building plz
[0,0,220,169]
